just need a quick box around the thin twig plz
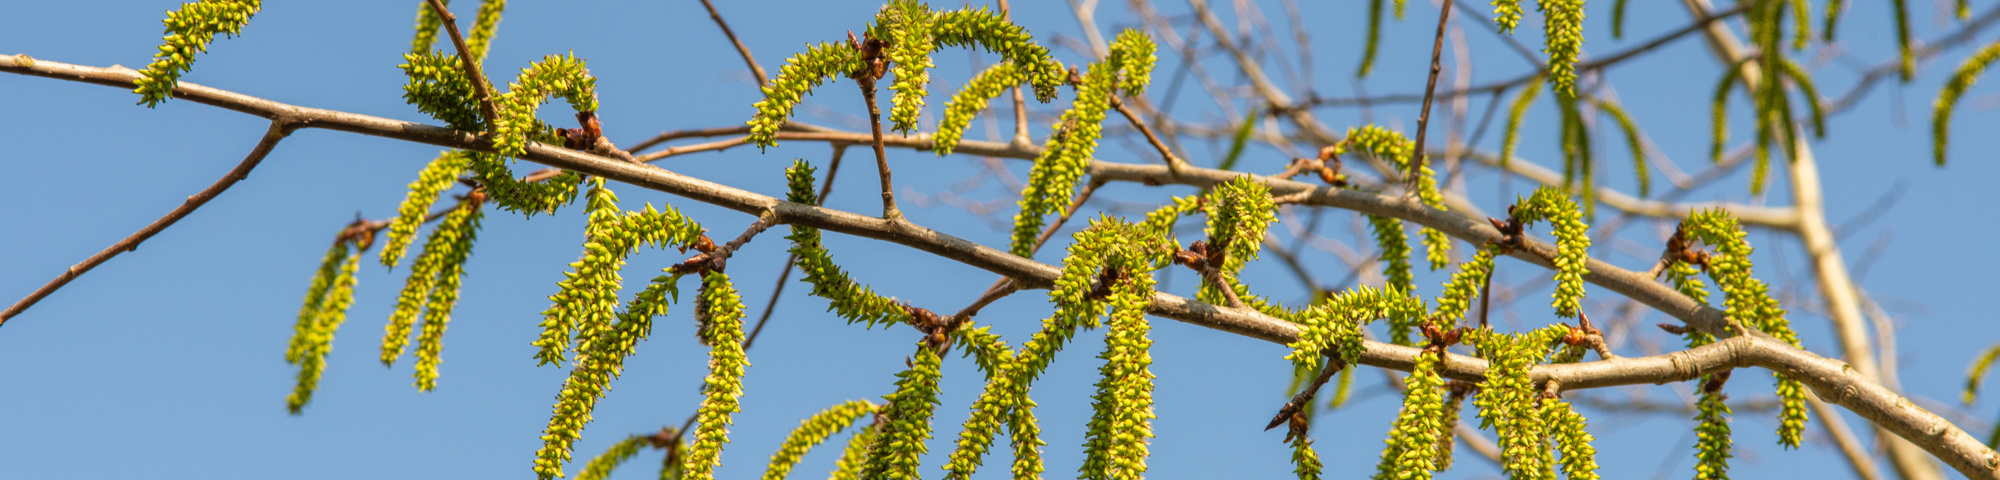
[424,0,499,129]
[852,38,901,220]
[1408,0,1451,195]
[2,120,294,324]
[1110,96,1183,173]
[697,0,769,90]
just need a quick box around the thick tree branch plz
[5,54,1995,478]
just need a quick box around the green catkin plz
[880,1,939,133]
[1543,400,1600,480]
[401,52,485,131]
[783,162,912,329]
[286,239,361,414]
[1010,31,1155,257]
[1694,390,1733,480]
[1359,0,1385,78]
[1469,329,1557,480]
[1892,0,1914,82]
[1787,0,1811,51]
[1286,286,1422,365]
[1337,126,1448,269]
[464,0,506,62]
[1822,0,1846,41]
[1932,40,2000,165]
[576,435,648,480]
[1080,260,1158,480]
[763,400,877,480]
[1292,436,1324,480]
[829,421,878,480]
[1511,187,1592,318]
[1366,215,1415,292]
[681,272,751,480]
[410,0,445,53]
[413,200,483,391]
[1431,246,1498,327]
[1778,60,1827,138]
[1965,343,2000,404]
[1683,210,1807,448]
[1588,98,1650,197]
[535,273,680,479]
[932,6,1068,102]
[1709,58,1753,165]
[494,53,598,160]
[861,346,944,480]
[946,219,1161,479]
[1537,0,1585,97]
[382,152,470,268]
[1372,351,1446,480]
[1610,0,1629,39]
[533,195,705,366]
[134,0,262,107]
[1492,0,1523,33]
[1435,389,1464,471]
[748,43,864,149]
[933,61,1023,156]
[1500,77,1545,168]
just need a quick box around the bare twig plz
[1408,0,1451,195]
[1110,96,1183,172]
[696,0,769,90]
[2,120,294,324]
[851,35,901,220]
[424,0,499,130]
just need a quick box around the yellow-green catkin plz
[285,238,362,414]
[412,199,483,391]
[1080,261,1158,480]
[575,434,648,480]
[135,0,263,107]
[680,272,751,480]
[1538,0,1585,97]
[1501,77,1545,168]
[493,53,598,160]
[1932,40,2000,165]
[1372,352,1446,480]
[762,400,876,480]
[1542,399,1600,480]
[1512,187,1591,318]
[861,346,944,480]
[1009,30,1154,256]
[382,152,470,268]
[1693,389,1733,480]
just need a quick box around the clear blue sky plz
[3,1,1997,479]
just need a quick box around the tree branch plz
[1,118,294,325]
[423,0,499,130]
[696,0,769,90]
[6,54,1995,478]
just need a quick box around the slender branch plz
[8,55,1996,478]
[1,119,294,325]
[696,0,769,90]
[1452,147,1798,228]
[625,126,752,155]
[1303,3,1751,108]
[852,41,900,220]
[423,0,499,130]
[1110,96,1184,173]
[1408,0,1451,194]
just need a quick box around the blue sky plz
[3,1,1998,479]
